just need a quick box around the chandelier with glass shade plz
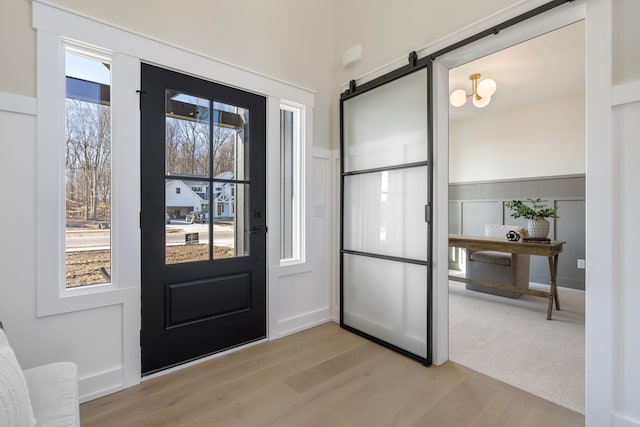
[449,73,497,108]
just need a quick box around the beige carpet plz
[448,279,585,414]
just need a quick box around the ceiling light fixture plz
[450,73,497,108]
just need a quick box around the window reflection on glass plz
[64,48,112,288]
[166,92,210,177]
[213,102,249,181]
[380,171,388,241]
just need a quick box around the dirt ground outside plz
[66,244,235,287]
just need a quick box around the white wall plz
[0,0,335,150]
[612,0,640,86]
[0,0,35,97]
[332,0,516,90]
[612,2,640,425]
[613,96,640,426]
[449,92,586,182]
[268,148,332,338]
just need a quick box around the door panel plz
[343,254,428,357]
[167,273,252,326]
[342,69,429,172]
[343,167,428,260]
[141,64,266,374]
[340,65,432,364]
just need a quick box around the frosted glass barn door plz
[340,66,432,364]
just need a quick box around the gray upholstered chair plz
[465,224,531,298]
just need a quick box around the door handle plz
[425,203,432,224]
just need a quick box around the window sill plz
[273,259,311,277]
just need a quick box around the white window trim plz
[36,29,141,317]
[430,0,587,368]
[279,101,306,266]
[33,1,316,317]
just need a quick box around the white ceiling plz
[449,20,585,122]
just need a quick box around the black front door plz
[140,64,266,375]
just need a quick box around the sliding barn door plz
[340,63,433,364]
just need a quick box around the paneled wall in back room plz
[447,36,586,290]
[449,175,585,290]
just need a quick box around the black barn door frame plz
[340,54,434,366]
[338,0,576,366]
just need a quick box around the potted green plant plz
[505,198,558,239]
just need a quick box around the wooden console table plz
[448,234,566,320]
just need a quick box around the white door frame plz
[430,0,614,424]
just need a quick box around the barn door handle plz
[425,203,432,224]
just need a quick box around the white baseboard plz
[273,307,331,339]
[78,367,123,403]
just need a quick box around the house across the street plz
[165,171,235,221]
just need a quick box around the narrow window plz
[280,103,303,262]
[64,46,112,287]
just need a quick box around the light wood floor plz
[81,322,584,426]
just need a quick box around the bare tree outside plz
[165,114,236,178]
[213,126,236,177]
[63,69,247,284]
[65,99,111,222]
[65,97,112,288]
[165,116,209,176]
[64,50,113,288]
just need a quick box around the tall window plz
[280,103,303,262]
[64,46,112,287]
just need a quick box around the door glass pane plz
[343,68,428,173]
[165,179,210,264]
[214,183,250,259]
[213,102,249,181]
[343,253,427,358]
[341,67,431,362]
[166,92,210,177]
[64,49,112,288]
[279,105,303,262]
[344,167,428,261]
[280,109,294,260]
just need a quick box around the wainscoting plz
[449,175,585,290]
